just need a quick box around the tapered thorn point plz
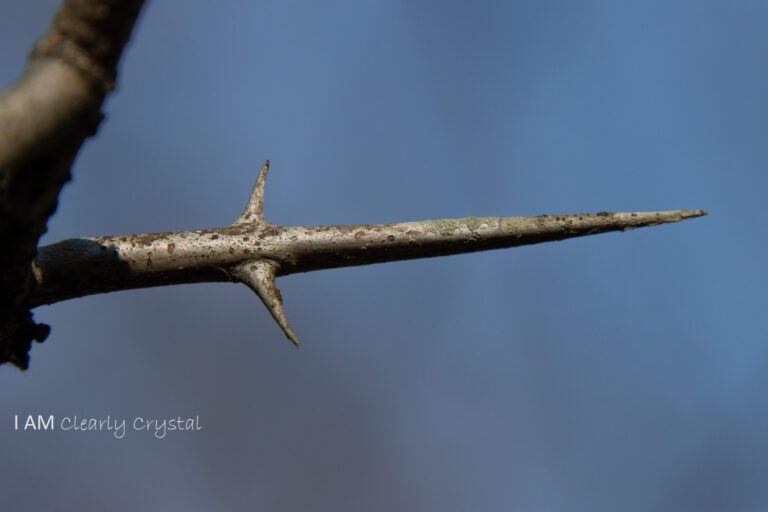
[231,259,299,348]
[235,159,271,225]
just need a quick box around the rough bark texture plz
[0,0,145,369]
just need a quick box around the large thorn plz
[30,210,708,307]
[269,209,708,275]
[235,159,270,225]
[230,259,299,347]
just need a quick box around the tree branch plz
[0,2,707,369]
[32,161,707,348]
[0,0,146,368]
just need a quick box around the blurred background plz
[1,1,765,510]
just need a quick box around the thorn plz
[231,259,299,347]
[580,209,708,230]
[234,160,270,225]
[491,209,707,239]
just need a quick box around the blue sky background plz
[1,1,766,510]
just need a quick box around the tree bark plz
[0,0,146,369]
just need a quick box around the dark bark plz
[0,0,146,369]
